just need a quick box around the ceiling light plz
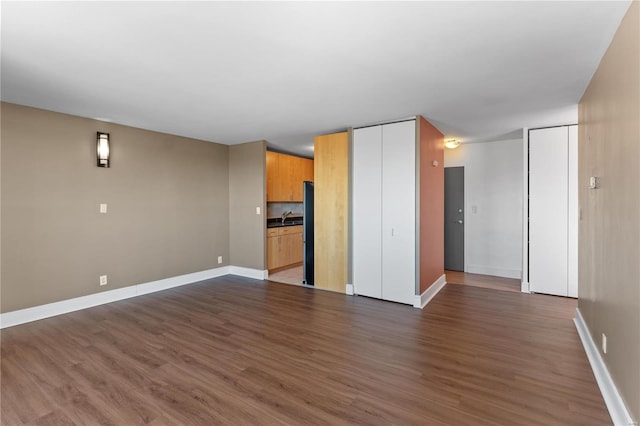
[444,139,461,149]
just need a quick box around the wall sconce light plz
[444,139,461,149]
[97,132,110,167]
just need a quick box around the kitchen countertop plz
[267,216,304,228]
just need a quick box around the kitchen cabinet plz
[266,151,313,202]
[352,120,416,305]
[267,225,303,271]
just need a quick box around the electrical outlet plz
[99,275,108,286]
[218,256,223,264]
[100,203,108,213]
[602,333,607,354]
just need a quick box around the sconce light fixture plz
[444,139,461,149]
[97,132,110,167]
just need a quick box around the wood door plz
[529,126,568,297]
[352,125,383,299]
[381,120,416,305]
[314,132,349,293]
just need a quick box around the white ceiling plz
[1,1,631,157]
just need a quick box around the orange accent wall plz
[419,117,445,293]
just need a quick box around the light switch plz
[100,203,107,213]
[589,176,598,189]
[256,207,261,215]
[471,205,478,214]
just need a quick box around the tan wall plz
[418,117,444,293]
[1,102,230,313]
[578,1,639,421]
[229,141,266,270]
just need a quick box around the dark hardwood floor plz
[1,276,609,425]
[446,270,522,293]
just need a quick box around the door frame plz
[443,163,468,273]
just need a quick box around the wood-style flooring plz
[446,270,522,293]
[1,275,609,425]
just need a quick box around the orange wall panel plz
[419,117,445,293]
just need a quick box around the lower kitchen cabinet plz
[267,226,303,271]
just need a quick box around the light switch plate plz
[256,207,261,215]
[100,203,107,213]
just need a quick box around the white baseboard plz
[520,280,530,293]
[135,266,230,296]
[414,274,447,309]
[228,266,268,280]
[345,283,354,295]
[467,265,521,280]
[0,265,270,329]
[574,308,636,426]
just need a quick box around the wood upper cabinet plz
[266,151,313,202]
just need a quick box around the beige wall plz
[578,1,639,421]
[229,141,266,270]
[1,102,231,313]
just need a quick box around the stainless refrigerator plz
[303,181,314,285]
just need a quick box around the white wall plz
[444,139,523,279]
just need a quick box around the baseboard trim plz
[574,308,635,426]
[467,265,521,280]
[345,283,354,295]
[229,266,268,280]
[0,265,265,329]
[414,274,446,309]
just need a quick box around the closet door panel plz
[353,126,383,299]
[567,125,579,298]
[381,121,416,305]
[529,127,568,296]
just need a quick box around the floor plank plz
[446,270,522,293]
[1,276,609,425]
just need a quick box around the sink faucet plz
[281,210,293,224]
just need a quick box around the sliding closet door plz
[529,127,569,296]
[352,126,383,299]
[381,121,416,304]
[567,125,578,298]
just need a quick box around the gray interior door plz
[444,167,464,271]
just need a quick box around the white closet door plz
[529,127,568,296]
[381,121,416,305]
[352,126,383,299]
[567,125,579,298]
